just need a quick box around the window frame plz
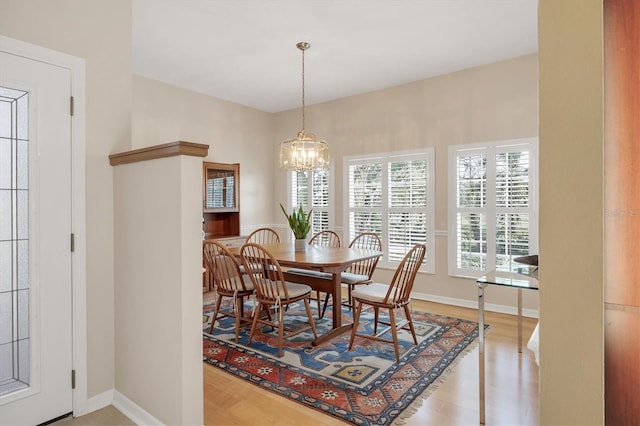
[447,137,539,278]
[343,148,435,273]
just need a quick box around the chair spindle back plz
[240,243,289,301]
[309,230,341,248]
[384,244,426,305]
[246,227,280,245]
[203,240,248,293]
[347,232,382,279]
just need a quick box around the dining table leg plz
[311,272,353,346]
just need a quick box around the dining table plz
[229,242,383,346]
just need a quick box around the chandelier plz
[279,42,330,172]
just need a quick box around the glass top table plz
[477,266,539,289]
[475,266,539,424]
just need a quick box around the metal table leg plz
[478,282,487,425]
[518,287,523,353]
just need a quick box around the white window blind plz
[345,149,434,272]
[448,138,538,277]
[290,168,332,236]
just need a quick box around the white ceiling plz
[132,0,538,113]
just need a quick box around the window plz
[448,138,538,277]
[289,167,332,237]
[344,149,434,272]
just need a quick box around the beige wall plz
[273,54,540,311]
[134,55,540,312]
[0,0,132,398]
[113,155,203,425]
[132,76,277,232]
[539,1,604,424]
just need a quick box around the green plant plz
[280,203,312,239]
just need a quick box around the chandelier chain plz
[301,44,306,133]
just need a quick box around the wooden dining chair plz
[342,232,382,311]
[242,228,281,274]
[246,227,280,244]
[348,243,426,362]
[203,240,255,343]
[240,243,318,357]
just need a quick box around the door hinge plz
[70,233,75,252]
[70,96,74,116]
[71,370,76,389]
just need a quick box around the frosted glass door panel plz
[0,86,29,397]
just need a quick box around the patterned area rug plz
[203,300,481,425]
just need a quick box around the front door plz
[0,50,73,424]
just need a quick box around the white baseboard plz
[73,388,164,426]
[112,390,164,426]
[412,291,539,319]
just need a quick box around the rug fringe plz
[392,326,489,425]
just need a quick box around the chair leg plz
[303,298,318,339]
[234,295,244,343]
[315,291,322,316]
[403,305,418,345]
[373,307,380,334]
[209,294,224,334]
[347,285,353,311]
[248,303,263,345]
[259,297,272,322]
[277,303,285,357]
[319,293,331,319]
[388,308,401,362]
[348,300,363,351]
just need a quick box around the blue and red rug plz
[203,301,481,425]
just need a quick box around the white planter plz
[295,238,307,252]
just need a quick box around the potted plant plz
[280,203,312,251]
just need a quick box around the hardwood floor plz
[203,294,539,425]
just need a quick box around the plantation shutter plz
[291,171,308,209]
[495,149,531,269]
[224,175,235,208]
[346,150,434,272]
[310,169,330,235]
[388,159,429,263]
[291,169,331,236]
[348,161,383,241]
[449,139,537,277]
[454,151,488,271]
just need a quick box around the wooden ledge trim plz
[109,141,209,166]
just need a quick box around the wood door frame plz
[604,0,640,423]
[0,35,88,416]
